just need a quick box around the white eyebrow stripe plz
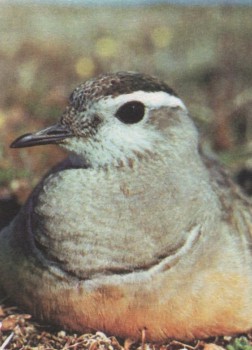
[105,90,187,111]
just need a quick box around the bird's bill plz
[10,124,74,148]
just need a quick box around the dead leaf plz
[203,343,226,350]
[0,314,31,331]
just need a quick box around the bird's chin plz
[59,138,90,168]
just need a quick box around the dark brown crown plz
[69,72,177,111]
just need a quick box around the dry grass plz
[1,303,252,350]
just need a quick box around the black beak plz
[10,124,74,148]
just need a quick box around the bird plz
[0,71,252,342]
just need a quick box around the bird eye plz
[115,101,145,124]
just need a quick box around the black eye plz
[115,101,145,124]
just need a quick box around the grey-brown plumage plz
[0,72,252,342]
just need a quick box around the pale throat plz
[64,127,168,169]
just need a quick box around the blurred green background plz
[0,3,252,203]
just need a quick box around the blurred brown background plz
[0,3,252,206]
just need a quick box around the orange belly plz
[24,270,252,342]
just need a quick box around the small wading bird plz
[0,72,252,342]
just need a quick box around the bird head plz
[11,72,198,168]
